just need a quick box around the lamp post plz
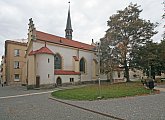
[96,42,101,99]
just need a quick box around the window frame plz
[14,61,20,69]
[70,78,74,82]
[14,74,20,81]
[14,49,20,56]
[54,54,62,69]
[80,58,86,73]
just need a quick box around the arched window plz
[80,58,86,73]
[54,54,62,69]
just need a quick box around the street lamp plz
[96,42,102,99]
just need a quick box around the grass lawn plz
[51,82,153,101]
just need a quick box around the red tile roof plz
[36,30,95,51]
[29,47,54,55]
[54,70,80,75]
[73,56,79,61]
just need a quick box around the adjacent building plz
[5,40,27,86]
[1,56,6,84]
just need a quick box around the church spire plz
[65,1,73,39]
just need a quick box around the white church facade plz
[24,14,99,89]
[22,6,125,89]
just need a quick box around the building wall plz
[92,60,98,80]
[129,69,143,81]
[33,41,97,82]
[79,50,94,81]
[36,54,54,85]
[100,70,125,83]
[5,41,27,86]
[1,57,6,84]
[22,60,27,85]
[54,75,80,84]
[112,71,125,83]
[27,55,36,86]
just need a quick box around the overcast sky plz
[0,0,164,61]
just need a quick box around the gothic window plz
[54,54,62,69]
[80,58,86,73]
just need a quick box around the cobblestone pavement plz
[0,86,113,120]
[0,85,165,120]
[61,85,165,120]
[0,85,54,97]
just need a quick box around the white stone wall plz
[33,41,96,82]
[79,50,94,81]
[54,75,80,84]
[36,54,54,84]
[129,69,143,81]
[112,71,124,80]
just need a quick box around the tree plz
[158,40,165,73]
[163,0,165,39]
[100,3,157,82]
[130,41,160,79]
[131,40,165,79]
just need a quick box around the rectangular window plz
[70,78,74,82]
[118,71,121,78]
[14,61,19,69]
[14,74,20,81]
[14,49,20,56]
[48,74,50,78]
[48,58,50,63]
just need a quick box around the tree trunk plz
[124,60,130,82]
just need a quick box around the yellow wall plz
[2,63,6,83]
[5,41,27,85]
[27,55,36,85]
[92,60,98,79]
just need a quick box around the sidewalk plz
[155,87,165,92]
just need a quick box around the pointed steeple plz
[65,1,73,39]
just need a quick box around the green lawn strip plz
[51,83,151,100]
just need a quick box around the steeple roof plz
[66,4,72,30]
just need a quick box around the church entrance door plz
[36,76,40,88]
[56,77,62,86]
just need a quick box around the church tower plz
[65,2,73,39]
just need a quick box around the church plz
[23,6,99,89]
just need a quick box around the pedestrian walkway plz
[155,87,165,92]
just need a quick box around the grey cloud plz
[0,0,164,60]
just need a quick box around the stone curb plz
[49,96,125,120]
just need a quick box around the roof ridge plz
[28,46,54,56]
[36,30,94,47]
